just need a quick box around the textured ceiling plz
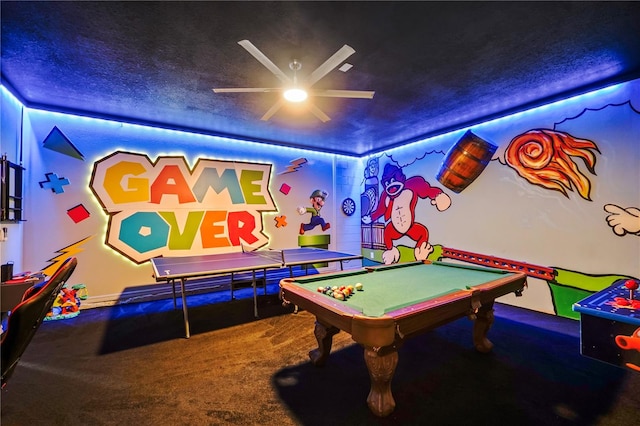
[2,1,640,156]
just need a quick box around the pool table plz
[279,260,527,417]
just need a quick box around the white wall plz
[334,157,364,259]
[5,101,361,305]
[359,79,640,318]
[3,79,638,317]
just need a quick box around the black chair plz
[1,257,78,388]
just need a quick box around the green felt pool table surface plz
[283,260,522,317]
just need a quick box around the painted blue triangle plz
[42,126,84,160]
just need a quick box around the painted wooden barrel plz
[436,130,497,193]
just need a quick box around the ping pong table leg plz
[180,278,190,338]
[252,270,258,318]
[263,268,267,295]
[284,267,299,313]
[230,272,235,300]
[171,279,177,309]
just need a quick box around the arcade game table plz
[573,278,640,372]
[279,260,527,417]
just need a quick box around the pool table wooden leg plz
[309,321,340,366]
[473,300,495,353]
[364,346,398,417]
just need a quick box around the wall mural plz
[361,98,640,319]
[498,101,639,240]
[41,125,84,160]
[89,151,276,264]
[362,163,450,264]
[34,129,94,277]
[604,203,640,237]
[84,150,336,266]
[297,189,331,235]
[6,94,342,299]
[502,129,599,200]
[3,81,636,330]
[39,172,70,194]
[41,236,92,277]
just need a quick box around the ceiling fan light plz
[283,88,308,103]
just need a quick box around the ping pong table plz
[150,247,363,338]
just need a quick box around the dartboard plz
[341,197,356,216]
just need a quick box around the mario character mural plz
[362,163,451,264]
[298,189,331,235]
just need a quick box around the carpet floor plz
[1,284,639,426]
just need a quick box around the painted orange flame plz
[505,129,599,200]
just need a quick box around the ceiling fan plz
[213,40,375,122]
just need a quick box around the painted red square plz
[67,204,90,223]
[280,183,291,195]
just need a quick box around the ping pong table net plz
[240,245,285,264]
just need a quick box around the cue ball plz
[355,283,363,291]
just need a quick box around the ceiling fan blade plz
[309,104,331,122]
[261,99,285,121]
[312,89,375,99]
[213,88,281,93]
[306,45,356,87]
[238,40,291,84]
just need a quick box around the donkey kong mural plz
[362,163,451,264]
